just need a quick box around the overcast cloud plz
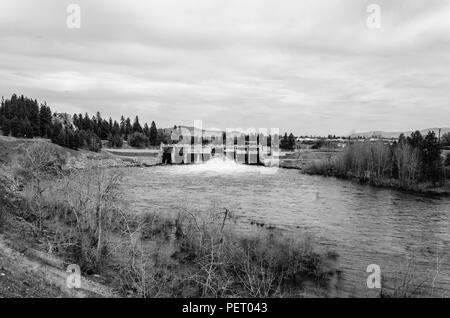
[0,0,449,135]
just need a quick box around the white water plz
[170,157,274,175]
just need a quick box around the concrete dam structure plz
[159,144,279,166]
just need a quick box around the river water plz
[120,159,450,297]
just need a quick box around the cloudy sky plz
[0,0,449,135]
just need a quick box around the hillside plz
[0,136,142,168]
[350,127,450,139]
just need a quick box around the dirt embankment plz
[0,136,151,169]
[0,217,117,298]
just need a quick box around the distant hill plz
[350,128,450,139]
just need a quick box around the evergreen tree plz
[10,117,23,137]
[288,133,296,150]
[0,117,10,136]
[132,116,143,133]
[23,117,33,138]
[50,123,63,144]
[149,121,158,146]
[101,119,110,139]
[120,116,125,136]
[28,101,40,136]
[422,131,443,182]
[73,114,78,128]
[39,104,53,137]
[407,131,423,149]
[112,120,121,135]
[83,113,92,131]
[280,132,289,150]
[143,123,150,137]
[125,117,132,140]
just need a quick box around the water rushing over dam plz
[159,143,280,166]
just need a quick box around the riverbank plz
[301,148,450,196]
[305,167,450,196]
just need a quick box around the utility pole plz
[439,128,441,142]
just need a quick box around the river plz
[119,158,450,297]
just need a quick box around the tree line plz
[0,94,167,151]
[306,130,446,187]
[280,133,296,150]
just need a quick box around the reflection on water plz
[120,161,450,297]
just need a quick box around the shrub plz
[13,143,66,230]
[128,132,148,148]
[171,209,336,297]
[311,140,324,149]
[48,168,124,272]
[85,131,102,152]
[107,133,123,148]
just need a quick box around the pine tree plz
[132,116,143,133]
[288,133,296,150]
[422,131,443,182]
[0,117,10,136]
[125,117,132,140]
[39,104,53,138]
[23,117,33,138]
[29,101,40,137]
[10,117,23,137]
[280,132,289,150]
[149,121,158,146]
[143,123,150,137]
[120,116,125,136]
[112,120,121,135]
[407,131,423,149]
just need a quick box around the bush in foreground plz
[117,208,338,298]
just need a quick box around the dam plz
[159,143,279,166]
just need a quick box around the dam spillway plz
[159,144,278,166]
